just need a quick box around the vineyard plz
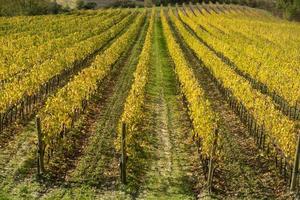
[0,3,300,200]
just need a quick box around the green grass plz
[136,12,199,200]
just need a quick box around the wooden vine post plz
[36,116,45,176]
[120,122,127,185]
[290,131,300,192]
[208,128,218,194]
[0,113,3,134]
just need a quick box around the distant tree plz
[276,0,300,19]
[84,2,97,9]
[50,0,64,14]
[76,0,86,9]
[76,1,97,10]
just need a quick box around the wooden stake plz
[36,116,45,175]
[121,122,127,185]
[208,128,218,194]
[290,133,300,191]
[0,113,3,134]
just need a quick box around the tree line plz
[0,0,99,16]
[0,0,65,16]
[147,0,300,20]
[0,0,299,20]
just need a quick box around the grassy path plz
[0,121,38,199]
[137,14,200,200]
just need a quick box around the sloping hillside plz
[56,0,143,8]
